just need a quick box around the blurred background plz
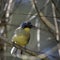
[0,0,60,60]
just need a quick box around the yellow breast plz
[13,35,28,46]
[12,28,31,47]
[24,28,30,32]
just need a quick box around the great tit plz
[11,21,34,55]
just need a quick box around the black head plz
[21,22,33,29]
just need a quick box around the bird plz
[11,21,34,55]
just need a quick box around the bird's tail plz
[11,47,17,55]
[11,47,23,56]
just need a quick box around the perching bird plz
[11,21,34,55]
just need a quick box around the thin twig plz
[52,2,60,56]
[0,35,38,56]
[32,0,56,37]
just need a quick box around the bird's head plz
[21,21,34,29]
